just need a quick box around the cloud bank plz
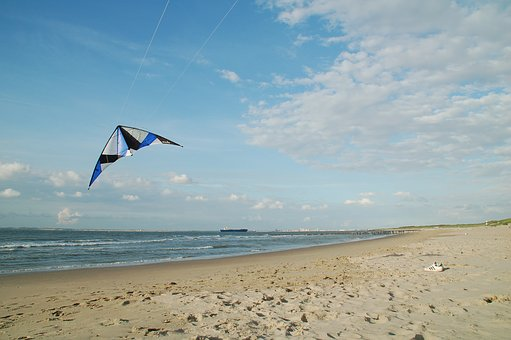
[243,1,511,173]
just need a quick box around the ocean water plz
[0,228,387,275]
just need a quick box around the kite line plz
[120,0,171,116]
[151,0,240,115]
[117,0,239,117]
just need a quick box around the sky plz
[1,0,510,231]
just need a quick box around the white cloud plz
[321,35,348,46]
[344,197,374,206]
[218,69,241,83]
[57,207,81,225]
[271,73,314,87]
[244,1,511,173]
[227,193,247,202]
[301,203,328,211]
[170,173,192,184]
[111,177,151,189]
[122,194,139,201]
[186,195,207,202]
[345,192,375,206]
[294,33,313,46]
[252,198,284,210]
[0,162,29,180]
[394,191,427,203]
[56,191,83,198]
[0,188,21,198]
[48,171,81,187]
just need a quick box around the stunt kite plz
[88,125,182,189]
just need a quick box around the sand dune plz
[1,226,510,339]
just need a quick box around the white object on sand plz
[424,262,444,272]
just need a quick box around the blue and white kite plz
[88,125,182,189]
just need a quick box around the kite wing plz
[88,125,182,189]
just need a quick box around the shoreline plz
[0,230,402,278]
[1,225,509,339]
[0,229,412,282]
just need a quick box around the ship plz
[220,227,248,232]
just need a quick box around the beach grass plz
[391,217,511,230]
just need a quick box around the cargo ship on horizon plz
[220,227,249,233]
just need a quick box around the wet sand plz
[1,226,510,339]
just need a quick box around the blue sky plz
[1,0,510,230]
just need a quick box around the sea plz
[0,228,388,275]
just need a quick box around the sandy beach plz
[1,225,510,339]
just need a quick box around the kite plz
[88,125,182,189]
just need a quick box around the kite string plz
[151,0,240,115]
[120,0,171,117]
